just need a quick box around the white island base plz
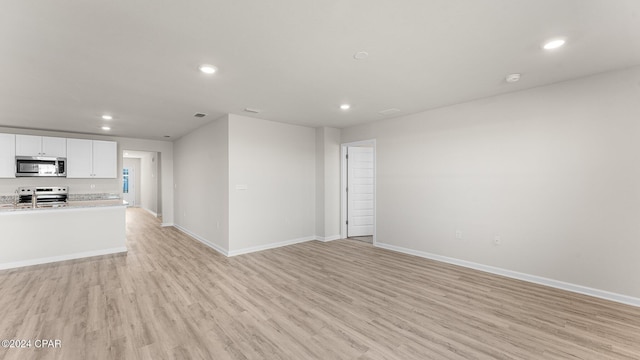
[0,205,126,270]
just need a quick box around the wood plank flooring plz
[1,208,640,359]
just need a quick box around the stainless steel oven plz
[15,156,67,177]
[17,187,68,208]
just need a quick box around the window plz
[123,168,129,193]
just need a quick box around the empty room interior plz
[1,1,640,359]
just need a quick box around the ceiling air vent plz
[378,108,401,116]
[193,113,207,118]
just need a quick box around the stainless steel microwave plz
[15,156,67,177]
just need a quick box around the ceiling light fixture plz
[101,114,113,120]
[543,38,566,50]
[353,51,369,60]
[340,104,351,110]
[101,126,111,131]
[199,64,217,74]
[505,73,521,83]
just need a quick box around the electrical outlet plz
[493,236,502,246]
[455,230,463,239]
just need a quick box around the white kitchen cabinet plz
[92,140,117,178]
[0,133,16,178]
[66,139,117,178]
[66,139,93,178]
[42,137,67,157]
[16,135,66,157]
[15,135,40,156]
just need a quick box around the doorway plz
[122,160,138,207]
[341,140,376,244]
[123,150,161,218]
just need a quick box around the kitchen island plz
[0,200,127,270]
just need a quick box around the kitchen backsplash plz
[0,177,119,198]
[0,195,15,204]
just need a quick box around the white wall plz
[341,65,640,299]
[315,128,325,237]
[228,114,316,253]
[0,127,174,224]
[315,127,341,239]
[139,152,159,215]
[173,116,229,252]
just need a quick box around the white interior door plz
[347,147,374,237]
[123,166,136,206]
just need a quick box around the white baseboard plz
[142,207,158,217]
[228,236,315,257]
[0,247,128,271]
[161,222,174,227]
[172,225,317,257]
[173,224,228,256]
[315,235,341,242]
[376,242,640,308]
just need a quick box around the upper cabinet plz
[66,139,92,178]
[16,135,66,157]
[92,140,118,178]
[67,139,117,178]
[0,133,16,178]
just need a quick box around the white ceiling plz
[1,1,639,140]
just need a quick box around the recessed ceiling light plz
[199,64,217,74]
[101,126,111,131]
[164,135,171,138]
[353,51,369,60]
[244,107,261,114]
[101,114,113,120]
[124,152,129,156]
[340,104,351,110]
[505,73,521,83]
[193,113,207,118]
[543,38,566,50]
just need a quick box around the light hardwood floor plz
[1,208,640,359]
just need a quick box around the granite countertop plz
[68,199,128,207]
[0,199,127,213]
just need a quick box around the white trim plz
[341,145,347,238]
[228,236,315,257]
[173,224,228,256]
[315,235,341,242]
[142,207,158,217]
[376,242,640,308]
[161,222,174,227]
[340,139,377,244]
[0,247,127,270]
